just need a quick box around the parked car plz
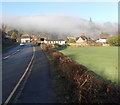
[20,43,25,46]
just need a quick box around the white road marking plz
[17,50,20,52]
[3,56,11,60]
[13,47,36,103]
[3,46,35,105]
[3,49,22,60]
[12,52,17,55]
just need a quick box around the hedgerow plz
[41,43,120,103]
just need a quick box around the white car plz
[20,43,25,46]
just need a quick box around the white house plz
[21,34,31,43]
[76,37,86,43]
[96,38,107,44]
[76,35,88,43]
[44,39,65,45]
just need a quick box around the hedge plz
[41,43,120,103]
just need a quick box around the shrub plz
[41,43,52,51]
[107,35,120,46]
[54,43,61,48]
[67,38,76,43]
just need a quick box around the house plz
[21,34,31,43]
[74,34,95,46]
[76,34,89,43]
[44,39,65,45]
[96,33,108,44]
[96,38,107,44]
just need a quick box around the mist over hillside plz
[1,14,118,39]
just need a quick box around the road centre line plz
[3,49,22,60]
[3,56,11,60]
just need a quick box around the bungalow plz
[96,38,107,44]
[96,32,108,44]
[44,39,65,45]
[21,34,32,43]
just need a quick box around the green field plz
[58,46,118,84]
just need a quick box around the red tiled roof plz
[76,35,88,41]
[76,37,79,40]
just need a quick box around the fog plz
[2,14,118,38]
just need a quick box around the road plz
[2,44,57,104]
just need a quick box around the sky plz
[1,2,118,38]
[2,2,118,22]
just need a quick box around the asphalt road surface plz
[2,44,57,104]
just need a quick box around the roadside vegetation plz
[107,35,120,46]
[41,44,120,103]
[1,25,20,52]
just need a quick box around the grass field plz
[57,46,118,84]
